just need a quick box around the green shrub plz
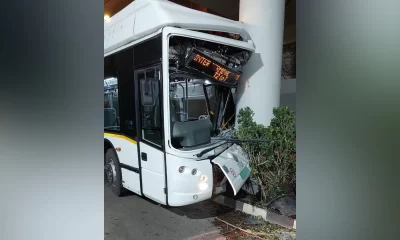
[234,106,296,201]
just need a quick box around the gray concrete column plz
[236,0,285,126]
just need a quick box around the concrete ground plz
[104,184,234,240]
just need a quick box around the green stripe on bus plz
[240,167,250,180]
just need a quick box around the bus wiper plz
[210,138,271,143]
[195,138,270,158]
[196,141,230,158]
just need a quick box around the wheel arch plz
[104,137,126,196]
[104,138,120,165]
[104,138,115,154]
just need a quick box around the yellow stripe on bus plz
[104,133,137,144]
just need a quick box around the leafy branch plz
[234,106,296,202]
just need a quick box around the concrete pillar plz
[236,0,285,126]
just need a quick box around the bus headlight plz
[199,182,208,191]
[178,166,185,173]
[199,174,208,182]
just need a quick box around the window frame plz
[135,63,164,150]
[104,53,121,134]
[116,46,137,139]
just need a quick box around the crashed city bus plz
[104,0,255,206]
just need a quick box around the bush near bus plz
[234,106,296,202]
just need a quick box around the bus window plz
[104,53,120,131]
[117,47,136,138]
[137,66,162,147]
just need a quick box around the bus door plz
[135,64,167,204]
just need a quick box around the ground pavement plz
[104,184,234,240]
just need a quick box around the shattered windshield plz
[170,79,211,122]
[168,35,251,150]
[169,75,236,149]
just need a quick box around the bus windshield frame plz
[165,29,254,155]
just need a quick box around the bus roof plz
[104,0,253,54]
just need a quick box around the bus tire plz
[105,148,125,197]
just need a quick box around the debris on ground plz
[265,195,296,219]
[243,217,264,226]
[213,210,296,240]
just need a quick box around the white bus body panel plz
[139,142,166,204]
[211,144,251,195]
[165,154,213,206]
[104,0,254,54]
[104,134,141,195]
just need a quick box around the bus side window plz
[104,53,120,131]
[116,46,137,138]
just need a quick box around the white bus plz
[104,0,255,207]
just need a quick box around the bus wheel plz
[105,148,125,197]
